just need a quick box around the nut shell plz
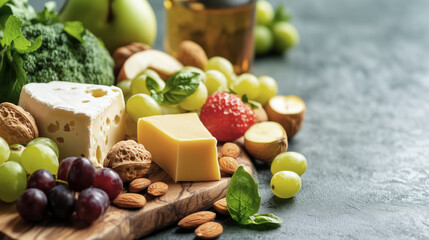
[0,102,39,145]
[177,40,208,70]
[104,140,152,182]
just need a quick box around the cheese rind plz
[18,82,126,168]
[137,113,220,182]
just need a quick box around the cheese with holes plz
[18,81,126,168]
[138,113,220,182]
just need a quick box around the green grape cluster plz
[0,137,59,203]
[254,0,299,56]
[270,151,308,198]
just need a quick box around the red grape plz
[57,157,78,181]
[93,168,123,199]
[67,157,95,192]
[48,185,75,220]
[17,188,47,222]
[27,169,56,195]
[75,188,109,223]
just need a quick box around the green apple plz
[60,0,157,52]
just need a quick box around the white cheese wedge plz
[19,81,126,168]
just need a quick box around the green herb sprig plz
[226,166,282,229]
[146,70,201,105]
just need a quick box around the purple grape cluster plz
[17,157,123,223]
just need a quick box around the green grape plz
[256,0,274,25]
[131,70,165,96]
[179,82,208,111]
[255,76,278,105]
[204,70,228,95]
[0,161,27,203]
[27,137,59,158]
[271,152,307,176]
[254,25,274,56]
[0,137,10,164]
[273,22,299,52]
[232,73,260,99]
[8,144,25,165]
[116,79,132,97]
[270,171,301,198]
[161,104,183,114]
[204,56,236,85]
[126,94,162,122]
[21,144,59,175]
[182,66,206,83]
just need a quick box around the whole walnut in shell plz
[0,102,39,145]
[104,140,152,182]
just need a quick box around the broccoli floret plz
[20,23,114,85]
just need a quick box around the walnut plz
[113,42,151,77]
[0,102,39,145]
[177,40,208,70]
[104,140,152,182]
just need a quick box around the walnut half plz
[104,140,152,182]
[0,102,39,145]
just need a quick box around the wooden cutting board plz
[0,144,255,240]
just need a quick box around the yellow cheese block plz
[137,113,220,182]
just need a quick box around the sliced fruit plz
[251,101,268,123]
[118,49,183,82]
[244,121,287,163]
[265,95,306,140]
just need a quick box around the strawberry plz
[200,92,256,142]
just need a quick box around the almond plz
[195,222,223,239]
[0,102,39,145]
[218,157,239,175]
[177,40,208,70]
[178,211,216,229]
[221,142,240,158]
[129,178,151,193]
[147,182,168,197]
[213,198,229,215]
[113,193,146,209]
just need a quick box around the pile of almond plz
[178,210,223,239]
[219,142,241,175]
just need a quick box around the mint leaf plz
[64,21,85,43]
[162,70,201,105]
[1,15,41,52]
[35,1,59,25]
[0,0,36,31]
[226,166,261,224]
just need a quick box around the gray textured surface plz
[33,0,429,239]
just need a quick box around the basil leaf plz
[162,70,201,105]
[226,166,261,224]
[146,76,161,92]
[150,90,164,104]
[35,1,59,25]
[64,21,85,43]
[242,213,282,227]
